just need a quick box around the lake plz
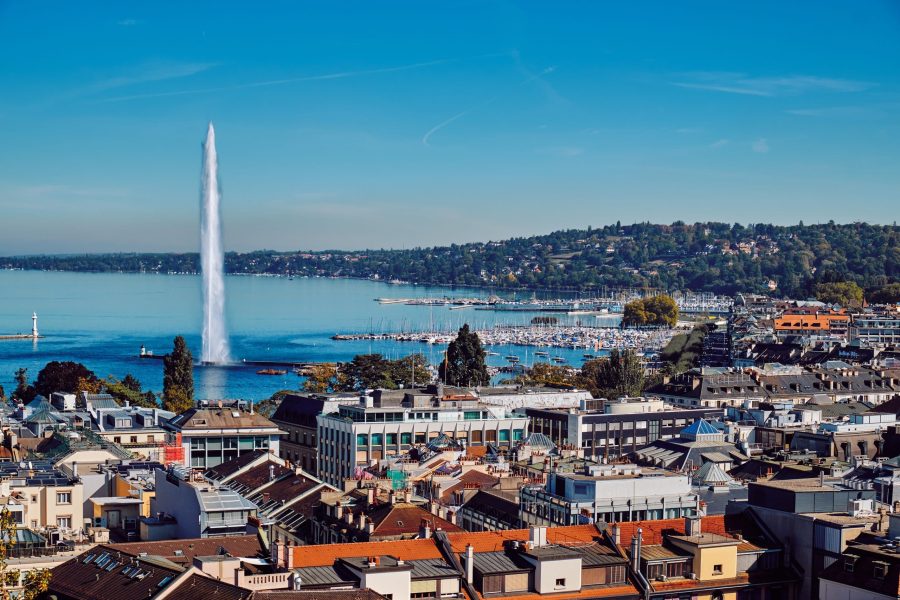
[0,270,619,400]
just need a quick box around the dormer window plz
[845,556,859,572]
[192,419,207,426]
[874,561,888,580]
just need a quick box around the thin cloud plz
[535,146,584,157]
[752,138,770,153]
[672,72,873,97]
[99,55,499,103]
[709,139,729,149]
[786,105,873,117]
[117,18,139,26]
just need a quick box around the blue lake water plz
[0,271,619,400]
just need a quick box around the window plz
[56,491,72,504]
[356,434,368,446]
[371,433,383,446]
[499,430,510,443]
[113,436,121,443]
[874,562,888,579]
[844,556,858,573]
[555,578,566,587]
[130,436,138,444]
[401,432,412,445]
[57,516,72,529]
[386,433,397,445]
[147,435,155,443]
[712,564,723,575]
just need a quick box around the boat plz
[551,357,567,363]
[583,353,595,359]
[535,350,550,357]
[257,368,287,376]
[486,351,500,356]
[505,356,520,362]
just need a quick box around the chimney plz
[448,510,457,525]
[389,489,397,505]
[630,529,642,572]
[367,487,375,505]
[357,513,366,530]
[430,501,439,515]
[269,465,276,482]
[611,523,620,545]
[420,519,432,539]
[72,462,78,479]
[465,544,474,584]
[685,516,702,537]
[286,542,295,569]
[529,526,548,548]
[335,503,344,520]
[404,489,412,503]
[271,541,284,568]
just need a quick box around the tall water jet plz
[200,122,230,364]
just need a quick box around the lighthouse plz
[32,312,38,338]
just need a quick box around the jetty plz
[0,312,43,340]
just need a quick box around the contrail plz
[97,51,515,104]
[421,109,472,147]
[420,65,556,147]
[98,58,455,103]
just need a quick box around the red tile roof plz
[369,503,464,538]
[445,524,601,553]
[615,515,731,546]
[291,539,444,567]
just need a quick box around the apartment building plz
[164,402,285,469]
[519,463,698,526]
[316,388,528,486]
[526,397,723,460]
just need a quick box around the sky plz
[1,1,899,254]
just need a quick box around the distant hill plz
[3,221,898,298]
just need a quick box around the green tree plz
[870,283,900,304]
[0,507,51,599]
[104,374,157,408]
[163,336,194,413]
[387,353,431,388]
[439,324,490,387]
[12,368,35,403]
[579,349,644,399]
[815,281,864,308]
[33,361,98,398]
[337,354,394,391]
[255,389,292,418]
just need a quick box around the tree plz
[104,375,157,408]
[579,349,645,399]
[387,353,431,388]
[302,364,338,393]
[815,281,864,308]
[163,336,194,413]
[337,354,394,391]
[870,283,900,304]
[0,508,51,599]
[0,385,4,402]
[439,324,490,387]
[622,295,678,327]
[12,369,35,403]
[255,390,292,418]
[33,361,98,398]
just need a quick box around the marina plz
[332,323,679,353]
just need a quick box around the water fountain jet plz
[200,122,231,364]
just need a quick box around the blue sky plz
[1,1,898,253]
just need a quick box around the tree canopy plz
[579,349,645,399]
[33,361,98,399]
[622,295,679,327]
[163,336,194,413]
[439,324,490,387]
[815,281,864,308]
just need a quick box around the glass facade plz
[190,435,271,468]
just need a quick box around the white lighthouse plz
[32,312,38,338]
